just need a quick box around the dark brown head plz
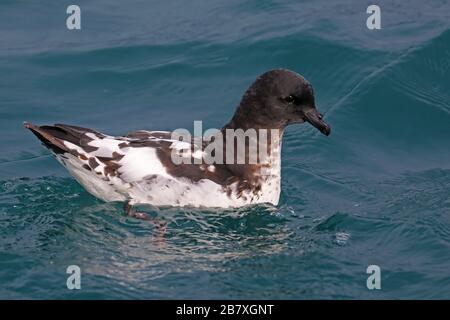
[225,69,331,135]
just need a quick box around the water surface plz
[1,0,450,299]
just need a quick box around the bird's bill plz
[304,109,331,136]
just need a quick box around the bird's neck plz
[215,125,282,184]
[222,104,285,132]
[219,103,284,172]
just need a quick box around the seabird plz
[25,69,330,215]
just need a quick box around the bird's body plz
[25,69,330,210]
[25,124,282,207]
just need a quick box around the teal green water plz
[1,0,450,299]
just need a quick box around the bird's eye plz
[283,95,295,103]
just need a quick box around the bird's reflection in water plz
[74,202,294,286]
